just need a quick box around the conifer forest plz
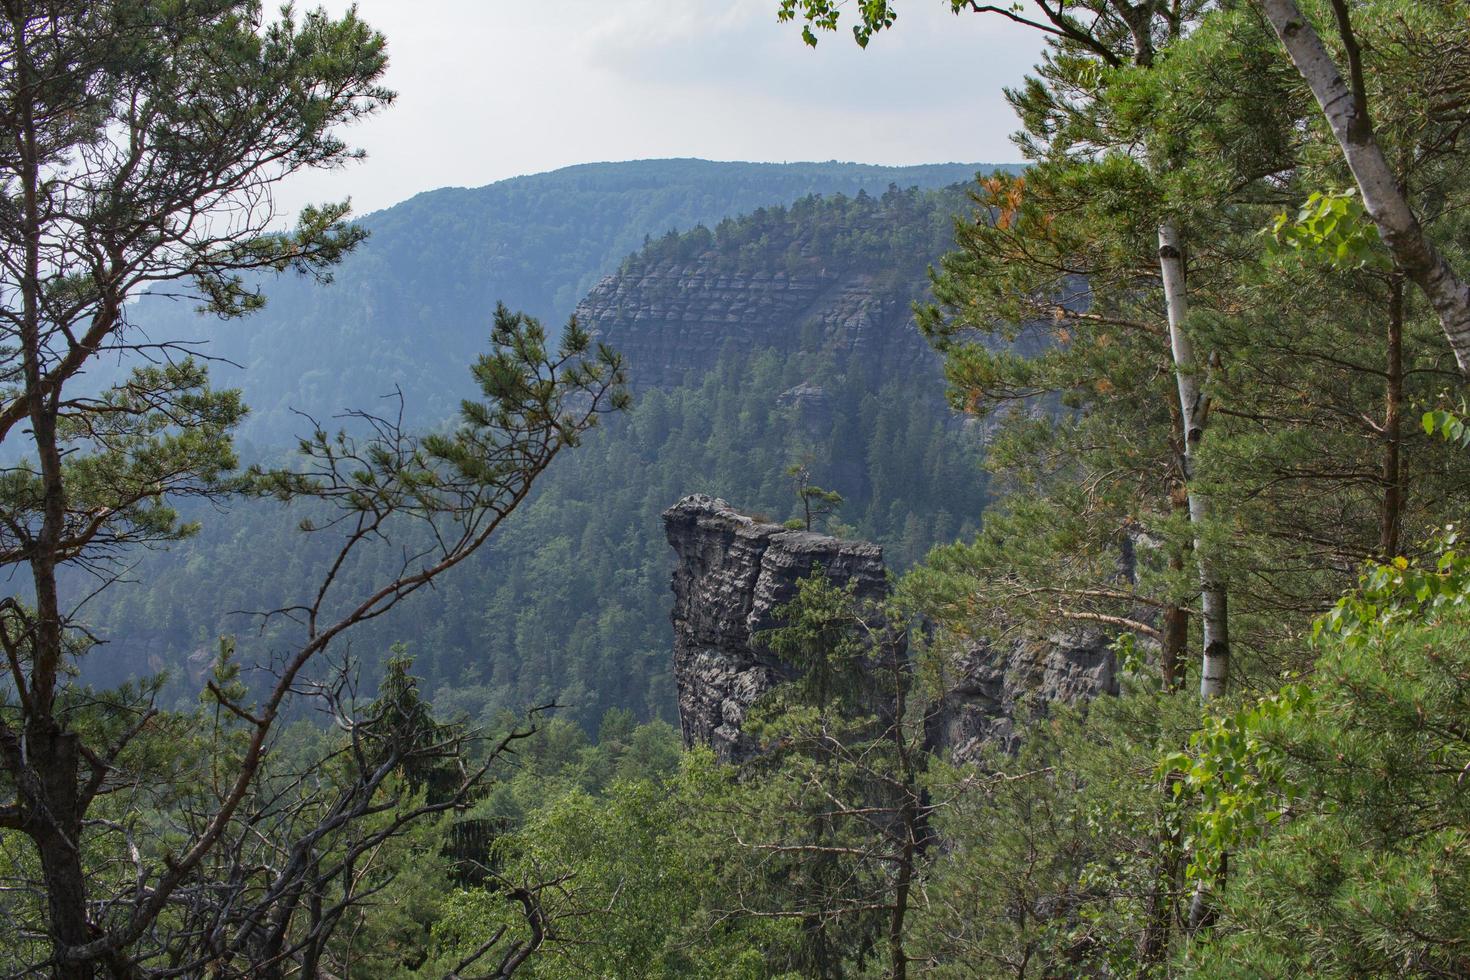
[3,2,1470,977]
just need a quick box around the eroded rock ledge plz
[922,630,1118,761]
[577,263,938,392]
[663,494,1117,764]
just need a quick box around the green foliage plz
[1267,190,1390,271]
[1184,536,1470,975]
[914,690,1202,978]
[1160,685,1314,881]
[786,462,844,533]
[366,648,454,790]
[24,358,250,550]
[759,573,875,714]
[777,0,897,47]
[914,0,1470,695]
[433,758,792,980]
[728,573,927,979]
[1423,407,1470,449]
[622,183,975,287]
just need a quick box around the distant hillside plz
[75,185,991,727]
[580,186,958,390]
[125,159,1010,445]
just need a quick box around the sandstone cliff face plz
[577,262,939,391]
[663,494,889,762]
[663,494,1116,763]
[923,631,1118,761]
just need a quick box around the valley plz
[4,4,1470,977]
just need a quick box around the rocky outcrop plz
[777,381,833,440]
[577,263,939,392]
[924,631,1117,761]
[663,494,889,762]
[663,494,1116,764]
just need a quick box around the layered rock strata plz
[577,263,938,391]
[663,494,1116,763]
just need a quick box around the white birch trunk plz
[1260,0,1470,376]
[1158,221,1230,701]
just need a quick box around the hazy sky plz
[278,1,1044,218]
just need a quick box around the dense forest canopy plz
[4,1,1470,977]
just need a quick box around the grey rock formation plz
[923,631,1118,761]
[577,263,940,392]
[663,494,888,762]
[663,494,1116,764]
[777,381,833,440]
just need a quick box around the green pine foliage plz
[1179,539,1470,977]
[913,689,1201,978]
[430,756,796,980]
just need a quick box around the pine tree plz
[0,6,626,974]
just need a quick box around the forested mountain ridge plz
[11,3,1470,976]
[121,159,995,445]
[72,186,991,728]
[580,187,956,390]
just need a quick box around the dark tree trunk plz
[1136,770,1184,967]
[9,730,93,979]
[1161,451,1192,692]
[1161,601,1189,691]
[1380,275,1405,558]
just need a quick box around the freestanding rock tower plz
[663,494,1119,764]
[662,494,888,762]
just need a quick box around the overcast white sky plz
[277,1,1044,218]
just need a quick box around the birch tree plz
[778,0,1235,697]
[1158,222,1230,699]
[1259,0,1470,377]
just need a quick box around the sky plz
[277,0,1044,218]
